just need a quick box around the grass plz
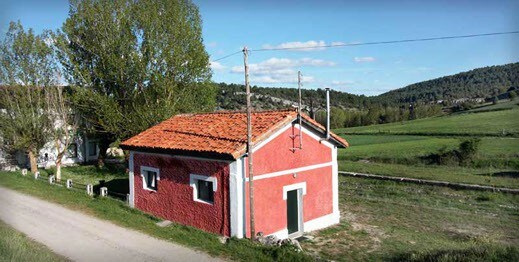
[339,135,519,169]
[45,165,127,185]
[0,220,68,262]
[301,176,519,261]
[335,108,519,136]
[0,170,312,262]
[463,100,519,114]
[339,160,519,189]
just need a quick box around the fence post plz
[86,184,93,196]
[49,175,55,184]
[34,171,39,180]
[100,187,108,197]
[66,179,73,189]
[126,194,130,205]
[22,169,27,176]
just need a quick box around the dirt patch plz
[341,209,387,252]
[301,206,387,259]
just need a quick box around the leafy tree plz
[55,0,216,164]
[0,21,57,173]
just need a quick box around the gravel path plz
[0,186,223,262]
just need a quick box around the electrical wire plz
[211,31,519,61]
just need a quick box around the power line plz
[251,31,519,52]
[211,50,242,62]
[211,31,519,61]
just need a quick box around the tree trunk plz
[28,150,38,174]
[55,159,62,181]
[97,139,110,168]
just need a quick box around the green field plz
[0,220,67,262]
[464,100,519,113]
[335,107,519,188]
[340,135,519,169]
[335,108,519,136]
[301,176,519,261]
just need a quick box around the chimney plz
[325,87,330,140]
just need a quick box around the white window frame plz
[190,174,217,205]
[141,166,160,192]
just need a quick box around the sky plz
[1,0,518,96]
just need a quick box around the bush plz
[421,139,481,167]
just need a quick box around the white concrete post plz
[86,184,93,196]
[66,179,73,189]
[34,171,40,179]
[21,169,27,176]
[100,187,108,197]
[126,194,131,205]
[49,175,55,184]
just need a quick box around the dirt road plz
[0,186,223,262]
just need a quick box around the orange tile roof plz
[121,109,348,159]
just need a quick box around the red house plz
[120,109,348,239]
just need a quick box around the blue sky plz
[1,0,518,96]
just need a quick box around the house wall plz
[235,123,339,238]
[131,152,231,236]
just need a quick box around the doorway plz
[286,189,303,237]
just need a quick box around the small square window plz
[67,143,78,158]
[143,170,158,191]
[197,180,214,203]
[190,174,217,204]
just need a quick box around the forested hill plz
[373,62,519,104]
[217,83,370,112]
[216,62,519,111]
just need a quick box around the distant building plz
[0,134,100,170]
[121,109,349,239]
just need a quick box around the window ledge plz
[194,198,214,205]
[143,187,157,192]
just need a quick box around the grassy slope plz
[301,176,519,261]
[335,108,519,136]
[0,171,310,262]
[464,100,519,113]
[340,136,519,167]
[0,221,68,262]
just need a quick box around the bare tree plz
[45,86,79,180]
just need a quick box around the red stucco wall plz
[244,125,335,236]
[133,153,231,236]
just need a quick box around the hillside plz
[217,63,519,110]
[373,62,519,104]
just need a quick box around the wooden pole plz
[243,47,255,240]
[298,71,303,149]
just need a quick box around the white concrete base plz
[269,228,289,239]
[267,212,340,239]
[304,212,340,232]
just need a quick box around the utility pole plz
[243,46,255,240]
[297,71,303,149]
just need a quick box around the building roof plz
[120,109,349,160]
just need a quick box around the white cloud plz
[331,80,354,86]
[206,41,218,48]
[354,56,376,63]
[209,61,226,71]
[262,40,326,51]
[262,40,360,52]
[230,57,334,84]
